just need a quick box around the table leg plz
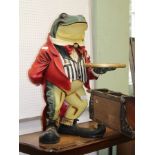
[108,147,113,155]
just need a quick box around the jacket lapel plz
[46,35,68,78]
[53,56,67,77]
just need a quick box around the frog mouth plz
[55,23,88,42]
[61,21,87,26]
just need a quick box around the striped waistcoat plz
[55,45,87,83]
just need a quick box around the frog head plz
[50,13,88,43]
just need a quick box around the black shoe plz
[39,126,60,144]
[58,123,106,138]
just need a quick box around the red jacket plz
[28,35,97,91]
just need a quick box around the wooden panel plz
[129,37,135,94]
[93,96,121,130]
[117,140,135,155]
[126,98,135,130]
[90,89,135,138]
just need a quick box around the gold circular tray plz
[84,63,126,68]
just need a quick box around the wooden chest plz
[89,89,135,138]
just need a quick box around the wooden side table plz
[19,121,133,155]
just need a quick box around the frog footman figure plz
[28,13,114,144]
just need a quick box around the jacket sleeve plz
[28,47,51,85]
[84,52,99,89]
[86,67,99,80]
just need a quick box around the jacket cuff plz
[91,69,100,78]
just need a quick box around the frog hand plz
[93,67,116,74]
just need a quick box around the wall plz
[92,0,129,94]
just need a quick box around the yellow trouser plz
[46,80,88,126]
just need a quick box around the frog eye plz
[59,13,68,19]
